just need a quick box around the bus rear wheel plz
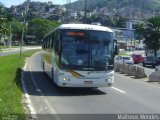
[42,61,45,70]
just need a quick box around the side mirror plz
[114,44,119,55]
[113,39,119,56]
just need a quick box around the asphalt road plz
[23,52,160,120]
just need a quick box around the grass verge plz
[0,45,18,49]
[0,50,40,120]
[117,53,129,56]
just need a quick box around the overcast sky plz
[0,0,78,7]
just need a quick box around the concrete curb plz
[114,62,121,72]
[128,65,136,76]
[115,63,147,79]
[135,66,147,78]
[21,57,37,120]
[149,70,160,82]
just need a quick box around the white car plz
[114,56,134,65]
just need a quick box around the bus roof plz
[58,24,113,32]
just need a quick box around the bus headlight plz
[110,73,114,77]
[105,78,112,82]
[63,78,71,81]
[106,73,113,78]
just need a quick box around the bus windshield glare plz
[61,30,114,71]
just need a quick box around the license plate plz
[84,81,93,84]
[146,61,151,63]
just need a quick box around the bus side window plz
[49,35,52,48]
[46,37,49,48]
[48,36,51,48]
[44,41,46,49]
[54,31,60,54]
[114,39,119,55]
[51,33,54,48]
[55,40,59,53]
[42,39,44,49]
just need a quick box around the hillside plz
[71,0,160,13]
[71,0,160,16]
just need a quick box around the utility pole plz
[20,13,25,57]
[20,0,30,56]
[84,0,87,24]
[9,24,12,50]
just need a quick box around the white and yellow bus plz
[42,24,116,87]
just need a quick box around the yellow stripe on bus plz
[68,70,84,78]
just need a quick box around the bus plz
[42,24,116,87]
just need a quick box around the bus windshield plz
[60,30,114,71]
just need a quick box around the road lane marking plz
[22,57,37,120]
[111,87,126,94]
[28,56,58,115]
[115,73,160,90]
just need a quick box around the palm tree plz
[143,16,160,56]
[147,16,160,32]
[135,23,145,44]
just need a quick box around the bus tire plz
[51,68,54,81]
[143,63,145,67]
[42,61,45,70]
[152,64,156,68]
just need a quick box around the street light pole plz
[20,0,30,56]
[20,13,25,57]
[9,24,12,50]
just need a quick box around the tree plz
[113,15,126,28]
[27,18,61,44]
[0,3,6,34]
[135,23,145,44]
[10,19,23,43]
[0,3,13,45]
[143,16,160,56]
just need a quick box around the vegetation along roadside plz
[0,50,40,120]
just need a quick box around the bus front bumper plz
[57,77,114,87]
